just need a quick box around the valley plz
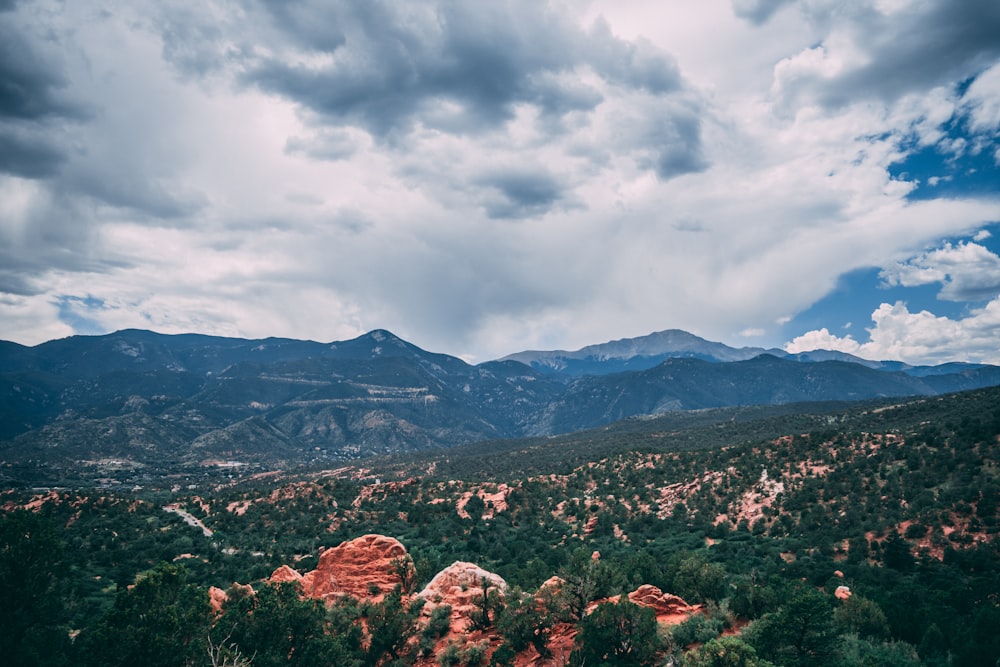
[3,379,999,665]
[2,329,1000,665]
[4,328,1000,489]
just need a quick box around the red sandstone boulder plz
[536,576,564,595]
[303,534,410,601]
[627,585,699,625]
[628,585,694,614]
[208,585,228,613]
[417,561,507,631]
[270,564,304,584]
[208,582,255,613]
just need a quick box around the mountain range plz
[3,327,1000,484]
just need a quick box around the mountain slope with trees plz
[3,384,999,665]
[4,329,1000,487]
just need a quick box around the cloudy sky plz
[2,0,1000,364]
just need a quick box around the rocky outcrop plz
[417,561,507,632]
[225,535,707,666]
[208,585,228,613]
[536,575,564,596]
[208,583,255,613]
[302,534,410,601]
[270,564,304,585]
[455,484,513,519]
[627,585,699,623]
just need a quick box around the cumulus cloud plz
[236,1,682,139]
[475,167,567,220]
[771,0,1000,110]
[961,61,1000,135]
[0,0,999,363]
[786,300,1000,365]
[0,10,87,180]
[881,241,1000,302]
[731,0,794,25]
[221,0,704,189]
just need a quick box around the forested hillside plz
[2,386,999,666]
[5,329,1000,488]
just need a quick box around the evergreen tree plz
[0,510,72,667]
[834,595,890,640]
[684,636,775,667]
[497,590,555,659]
[746,588,841,667]
[76,562,211,667]
[220,581,362,667]
[569,597,662,667]
[363,587,423,666]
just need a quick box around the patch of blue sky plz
[782,221,1000,344]
[938,220,1000,256]
[782,267,949,341]
[56,295,110,335]
[889,109,1000,202]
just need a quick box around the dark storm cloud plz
[157,10,233,79]
[0,15,85,180]
[0,1,205,300]
[239,1,685,139]
[0,194,128,296]
[778,0,1000,109]
[256,0,349,52]
[0,123,65,178]
[64,164,206,221]
[477,168,566,220]
[731,0,794,26]
[0,271,39,297]
[0,22,78,121]
[521,71,603,117]
[285,129,361,161]
[243,1,583,137]
[645,110,708,180]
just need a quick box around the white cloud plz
[0,293,73,346]
[881,241,1000,302]
[784,328,862,356]
[962,61,1000,134]
[786,300,1000,365]
[0,0,999,362]
[738,327,766,337]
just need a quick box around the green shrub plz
[673,613,724,647]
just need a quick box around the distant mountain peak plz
[500,328,782,376]
[364,329,396,342]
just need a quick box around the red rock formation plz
[208,585,228,613]
[628,584,699,624]
[269,564,304,585]
[628,584,699,614]
[536,576,564,597]
[217,533,709,666]
[208,583,255,613]
[835,585,852,600]
[456,483,513,519]
[418,561,507,632]
[302,534,410,601]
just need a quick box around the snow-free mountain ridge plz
[501,328,781,375]
[3,327,1000,485]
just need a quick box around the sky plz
[2,0,1000,365]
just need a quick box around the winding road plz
[163,504,214,538]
